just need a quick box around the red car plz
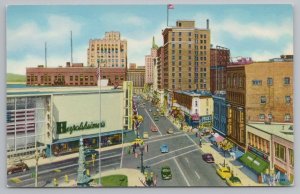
[202,153,215,163]
[151,126,158,132]
[7,162,29,175]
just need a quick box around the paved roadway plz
[121,96,227,187]
[7,148,122,187]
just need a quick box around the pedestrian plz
[133,147,136,154]
[195,132,198,137]
[199,139,202,148]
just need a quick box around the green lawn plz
[94,174,128,187]
[7,73,26,82]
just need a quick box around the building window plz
[195,109,198,114]
[195,100,198,106]
[252,80,262,85]
[284,77,290,85]
[289,149,294,167]
[260,96,267,104]
[267,77,273,86]
[259,114,265,120]
[284,113,291,121]
[179,32,182,36]
[275,142,286,161]
[70,76,73,81]
[179,44,181,49]
[285,96,291,104]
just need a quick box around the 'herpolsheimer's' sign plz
[56,121,105,135]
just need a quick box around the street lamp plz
[34,147,43,187]
[139,144,145,174]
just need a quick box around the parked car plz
[151,126,158,132]
[226,176,242,186]
[143,132,149,139]
[154,116,159,121]
[167,128,174,134]
[7,162,29,175]
[132,138,144,146]
[160,144,169,153]
[84,149,99,157]
[216,164,232,179]
[202,153,215,163]
[161,166,172,180]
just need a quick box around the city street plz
[7,148,123,187]
[121,96,227,186]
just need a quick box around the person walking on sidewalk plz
[199,138,202,148]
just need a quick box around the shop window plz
[275,142,286,161]
[289,149,294,167]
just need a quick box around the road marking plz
[146,133,185,144]
[148,148,200,166]
[174,158,190,186]
[149,131,182,139]
[144,109,163,136]
[185,133,198,146]
[11,154,122,179]
[144,144,195,162]
[185,157,189,164]
[194,171,201,179]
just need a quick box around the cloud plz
[250,51,280,61]
[99,12,150,27]
[125,23,164,66]
[213,18,292,41]
[7,15,83,53]
[282,43,293,55]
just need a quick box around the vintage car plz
[226,176,242,186]
[151,126,158,132]
[167,128,174,134]
[216,164,232,179]
[161,166,172,180]
[7,162,29,175]
[160,144,169,153]
[132,138,144,146]
[202,153,215,163]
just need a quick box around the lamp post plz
[34,147,40,187]
[139,144,145,174]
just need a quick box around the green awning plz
[240,152,269,174]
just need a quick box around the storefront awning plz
[210,133,224,143]
[53,130,123,144]
[240,152,269,174]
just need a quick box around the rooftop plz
[176,90,212,97]
[247,123,294,142]
[7,85,123,97]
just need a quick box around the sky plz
[7,4,293,75]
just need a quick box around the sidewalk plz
[8,143,132,168]
[58,168,145,187]
[167,115,266,186]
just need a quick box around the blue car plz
[160,144,169,153]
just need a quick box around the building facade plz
[145,37,158,84]
[210,46,230,93]
[127,65,145,94]
[7,83,132,159]
[159,20,211,91]
[245,61,293,123]
[212,91,227,136]
[87,31,127,68]
[173,90,213,127]
[26,62,126,87]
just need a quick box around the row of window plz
[171,32,207,39]
[252,77,291,86]
[171,43,207,50]
[260,95,291,104]
[275,142,294,166]
[248,132,270,154]
[258,113,292,121]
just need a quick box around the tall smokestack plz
[206,19,209,29]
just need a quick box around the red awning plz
[213,133,224,143]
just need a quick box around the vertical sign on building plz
[124,81,133,130]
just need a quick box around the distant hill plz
[7,73,26,82]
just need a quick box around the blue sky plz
[7,4,293,74]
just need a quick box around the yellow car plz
[226,176,242,186]
[132,138,144,146]
[216,164,232,179]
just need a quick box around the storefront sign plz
[248,145,269,162]
[57,121,105,135]
[200,115,212,122]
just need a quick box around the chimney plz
[206,19,209,29]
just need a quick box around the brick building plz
[159,20,211,91]
[26,62,125,86]
[226,58,293,151]
[127,65,145,94]
[210,46,230,93]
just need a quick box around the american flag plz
[6,109,35,134]
[167,4,174,9]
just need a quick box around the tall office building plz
[145,36,159,84]
[87,32,127,85]
[160,20,211,91]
